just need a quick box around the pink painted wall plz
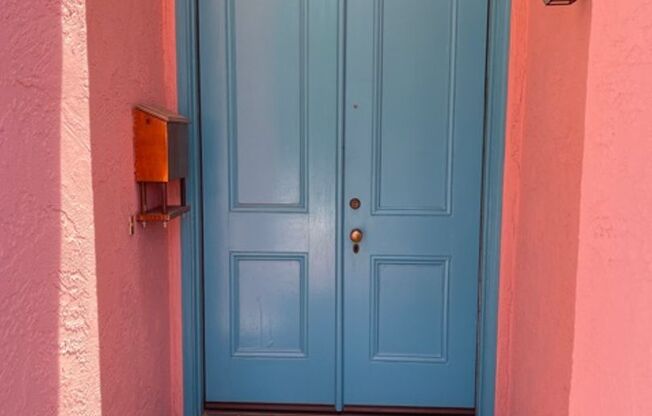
[498,0,652,415]
[496,1,592,415]
[0,0,182,415]
[569,1,652,414]
[0,1,62,413]
[86,0,183,414]
[4,1,652,415]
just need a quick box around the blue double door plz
[201,0,488,410]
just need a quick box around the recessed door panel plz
[229,0,307,210]
[371,256,450,363]
[231,253,308,358]
[372,0,454,215]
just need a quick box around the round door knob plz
[350,228,363,243]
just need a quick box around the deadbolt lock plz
[349,198,361,210]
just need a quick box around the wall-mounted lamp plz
[543,0,578,5]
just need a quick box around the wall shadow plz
[0,0,62,414]
[85,0,177,414]
[498,1,593,415]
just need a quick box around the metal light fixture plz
[543,0,578,5]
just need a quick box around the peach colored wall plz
[569,1,652,415]
[0,1,63,413]
[496,1,592,415]
[4,1,652,416]
[498,0,652,415]
[0,0,182,415]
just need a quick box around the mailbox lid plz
[135,104,189,124]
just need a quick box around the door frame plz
[175,1,512,415]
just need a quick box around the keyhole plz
[353,243,360,254]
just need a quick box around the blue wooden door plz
[201,0,488,409]
[342,0,487,409]
[200,0,340,405]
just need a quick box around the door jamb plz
[176,1,203,415]
[175,1,512,415]
[475,1,512,415]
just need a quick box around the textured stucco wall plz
[498,0,652,415]
[496,1,592,415]
[569,1,652,415]
[86,0,181,414]
[4,1,652,415]
[0,1,65,413]
[0,0,181,415]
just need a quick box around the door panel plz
[343,0,488,408]
[370,256,450,363]
[200,0,340,405]
[228,0,306,211]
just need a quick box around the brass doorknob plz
[350,228,363,243]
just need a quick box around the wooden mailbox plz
[133,104,190,225]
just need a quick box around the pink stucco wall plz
[569,1,652,414]
[496,2,591,415]
[3,1,652,415]
[1,1,63,413]
[0,0,182,415]
[498,1,652,415]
